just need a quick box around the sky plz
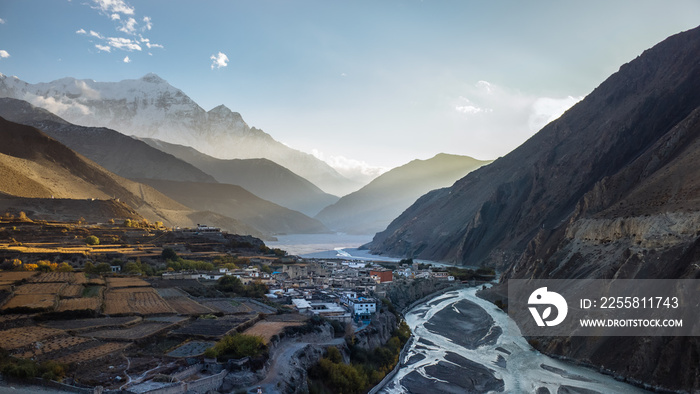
[1,1,699,178]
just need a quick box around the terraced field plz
[55,341,131,364]
[42,316,142,331]
[104,287,174,316]
[82,322,173,341]
[0,326,65,350]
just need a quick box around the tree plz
[161,247,178,261]
[85,235,100,246]
[216,275,244,294]
[57,262,73,272]
[95,262,111,274]
[124,262,142,274]
[84,261,95,274]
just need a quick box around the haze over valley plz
[0,1,699,393]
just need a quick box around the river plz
[379,287,649,394]
[270,235,650,393]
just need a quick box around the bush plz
[161,247,178,261]
[207,333,267,360]
[85,235,100,246]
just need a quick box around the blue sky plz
[1,1,699,175]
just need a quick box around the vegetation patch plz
[308,320,411,394]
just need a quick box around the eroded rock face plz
[369,25,700,390]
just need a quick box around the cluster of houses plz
[161,257,456,324]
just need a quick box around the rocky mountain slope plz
[0,98,216,183]
[368,26,700,390]
[0,116,260,236]
[139,179,330,236]
[315,154,489,234]
[0,73,358,196]
[140,138,339,217]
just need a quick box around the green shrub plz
[85,235,100,245]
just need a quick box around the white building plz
[347,297,377,317]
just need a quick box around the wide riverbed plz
[380,287,649,394]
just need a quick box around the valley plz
[0,12,698,393]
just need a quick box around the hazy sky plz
[1,1,699,175]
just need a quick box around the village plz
[0,219,489,393]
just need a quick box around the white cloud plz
[95,44,111,52]
[455,96,490,114]
[89,30,103,39]
[24,93,91,117]
[118,17,137,34]
[107,37,141,51]
[449,80,582,157]
[0,18,5,24]
[75,80,101,100]
[76,28,87,34]
[92,0,134,16]
[110,13,120,20]
[123,55,131,63]
[210,52,229,69]
[0,50,9,59]
[528,96,582,131]
[312,149,387,184]
[143,16,152,30]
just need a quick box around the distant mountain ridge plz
[140,138,339,217]
[0,115,261,236]
[0,73,359,196]
[0,98,216,183]
[315,153,490,234]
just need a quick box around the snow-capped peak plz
[140,73,166,84]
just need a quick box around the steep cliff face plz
[368,26,700,390]
[368,26,700,271]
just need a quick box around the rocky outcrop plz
[369,25,700,391]
[368,26,700,272]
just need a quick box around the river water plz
[380,287,649,394]
[270,235,649,393]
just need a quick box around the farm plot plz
[170,313,258,338]
[30,272,86,284]
[166,341,215,358]
[199,299,253,315]
[156,288,215,316]
[60,284,84,298]
[55,341,130,364]
[42,316,141,331]
[2,294,56,311]
[14,335,94,360]
[103,287,175,316]
[237,299,277,315]
[0,271,37,285]
[0,326,65,350]
[243,321,305,344]
[106,277,150,288]
[81,322,173,341]
[14,282,66,295]
[86,277,105,286]
[56,297,102,313]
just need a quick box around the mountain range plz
[0,100,330,238]
[0,73,360,196]
[315,153,490,234]
[368,25,700,390]
[0,115,263,236]
[139,138,338,217]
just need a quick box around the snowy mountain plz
[0,73,359,196]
